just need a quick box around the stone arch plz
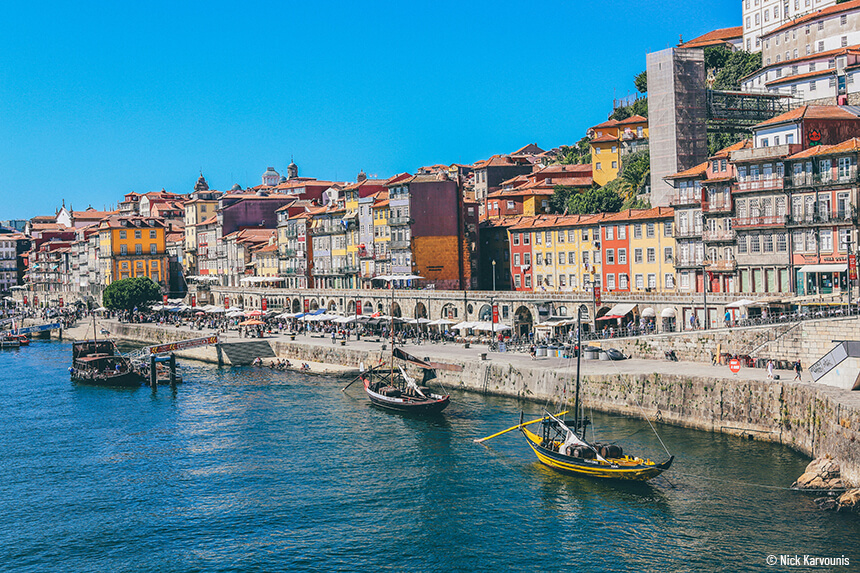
[391,302,402,317]
[364,301,374,315]
[292,298,301,313]
[595,306,611,321]
[478,304,492,321]
[441,303,458,320]
[414,302,427,319]
[328,300,337,312]
[347,300,356,315]
[310,299,319,311]
[514,305,533,337]
[377,302,384,314]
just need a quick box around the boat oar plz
[342,364,376,391]
[474,410,569,444]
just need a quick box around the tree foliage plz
[705,47,762,90]
[103,276,162,311]
[562,185,623,215]
[634,70,647,94]
[552,137,592,165]
[617,150,651,203]
[609,97,648,121]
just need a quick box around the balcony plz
[313,268,344,277]
[706,259,737,272]
[313,225,337,236]
[785,170,859,189]
[787,208,856,226]
[702,228,736,242]
[731,215,787,229]
[702,198,732,214]
[375,251,391,261]
[283,228,298,238]
[358,248,374,259]
[389,216,411,226]
[674,227,703,238]
[733,177,784,193]
[669,193,702,207]
[389,240,411,250]
[674,258,706,269]
[343,265,359,274]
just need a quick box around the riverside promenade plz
[60,317,860,487]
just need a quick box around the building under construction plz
[647,47,795,206]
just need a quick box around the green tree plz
[549,185,574,214]
[567,185,623,215]
[103,276,162,311]
[553,136,592,165]
[617,150,651,202]
[711,50,762,90]
[634,70,647,94]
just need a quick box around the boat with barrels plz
[360,347,450,414]
[70,339,143,387]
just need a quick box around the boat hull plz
[71,370,145,388]
[522,427,673,481]
[363,380,450,414]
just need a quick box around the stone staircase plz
[216,340,276,366]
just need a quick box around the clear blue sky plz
[0,0,739,219]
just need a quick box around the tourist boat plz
[70,339,145,387]
[351,273,450,414]
[361,348,450,414]
[514,308,673,482]
[0,334,21,349]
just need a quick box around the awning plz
[725,298,756,308]
[596,303,637,320]
[641,307,656,318]
[661,308,677,318]
[799,264,848,274]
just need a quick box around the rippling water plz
[0,340,857,572]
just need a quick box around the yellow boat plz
[520,420,673,481]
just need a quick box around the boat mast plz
[390,278,394,382]
[574,305,582,434]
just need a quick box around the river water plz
[0,340,857,572]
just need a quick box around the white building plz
[741,0,860,104]
[743,0,838,53]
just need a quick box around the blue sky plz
[0,0,739,219]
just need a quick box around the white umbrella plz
[429,318,455,326]
[207,307,226,313]
[372,274,424,282]
[452,321,475,331]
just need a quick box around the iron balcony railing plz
[787,209,856,226]
[389,240,411,250]
[673,258,706,269]
[674,227,703,238]
[733,177,784,193]
[785,170,860,189]
[702,228,736,242]
[706,259,737,272]
[669,193,701,207]
[702,198,732,213]
[731,215,788,228]
[389,217,411,226]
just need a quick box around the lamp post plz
[492,259,496,292]
[701,258,710,330]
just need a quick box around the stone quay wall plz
[91,321,860,486]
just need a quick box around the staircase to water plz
[216,340,276,366]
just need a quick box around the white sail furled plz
[399,365,425,397]
[546,411,607,462]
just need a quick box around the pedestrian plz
[529,344,536,360]
[725,310,731,327]
[793,359,802,381]
[690,314,696,330]
[766,359,774,380]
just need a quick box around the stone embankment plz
[72,319,860,489]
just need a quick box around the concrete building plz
[647,47,709,207]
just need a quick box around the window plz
[618,249,627,264]
[582,229,589,241]
[612,161,618,169]
[506,200,515,210]
[838,157,852,179]
[559,252,566,265]
[524,233,530,245]
[535,233,542,245]
[635,274,644,289]
[605,226,614,240]
[545,231,552,246]
[135,244,143,255]
[843,36,849,48]
[134,230,142,239]
[842,14,848,25]
[535,252,543,265]
[777,233,787,252]
[524,275,531,288]
[634,248,643,263]
[818,21,824,31]
[568,229,576,242]
[607,274,616,290]
[750,235,761,253]
[596,162,602,170]
[582,251,589,266]
[546,252,553,265]
[595,147,601,155]
[119,230,127,239]
[619,273,628,289]
[536,274,543,286]
[559,274,566,288]
[762,234,773,253]
[120,245,127,255]
[821,229,833,251]
[513,233,520,246]
[149,230,157,239]
[647,247,656,263]
[840,228,851,251]
[664,246,673,262]
[664,221,673,236]
[606,249,615,265]
[514,253,520,266]
[648,274,657,289]
[633,224,642,239]
[150,244,156,254]
[557,230,565,243]
[618,225,626,239]
[665,274,675,289]
[646,223,655,238]
[524,253,531,265]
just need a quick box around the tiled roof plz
[678,26,743,48]
[788,137,860,159]
[710,139,752,159]
[510,143,545,156]
[664,161,709,180]
[591,133,619,144]
[766,0,860,38]
[591,118,619,129]
[766,68,837,87]
[615,114,648,126]
[742,45,860,82]
[473,154,531,169]
[754,105,860,128]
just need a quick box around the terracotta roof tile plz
[679,26,743,48]
[664,161,709,180]
[765,0,860,38]
[754,105,860,128]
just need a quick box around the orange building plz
[98,216,169,286]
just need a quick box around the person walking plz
[766,359,774,380]
[793,360,802,381]
[529,344,536,360]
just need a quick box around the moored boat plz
[361,349,450,414]
[70,339,144,387]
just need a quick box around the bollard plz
[149,354,157,389]
[169,353,176,387]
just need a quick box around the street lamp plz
[492,260,496,292]
[701,258,710,330]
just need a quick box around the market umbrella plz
[238,319,265,326]
[195,311,205,316]
[246,310,265,317]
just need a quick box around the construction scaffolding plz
[706,90,798,135]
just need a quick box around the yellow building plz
[589,115,649,186]
[98,216,169,286]
[183,176,221,275]
[618,207,676,293]
[371,193,391,277]
[253,241,280,277]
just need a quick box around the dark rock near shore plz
[792,457,845,491]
